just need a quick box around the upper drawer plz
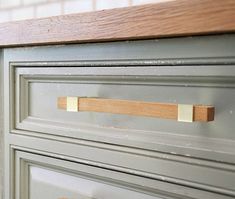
[13,64,235,163]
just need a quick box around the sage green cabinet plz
[3,34,235,199]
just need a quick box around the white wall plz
[0,0,171,23]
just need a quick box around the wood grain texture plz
[57,97,215,122]
[0,0,235,47]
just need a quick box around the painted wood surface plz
[3,35,235,199]
[0,0,235,47]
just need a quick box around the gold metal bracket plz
[178,104,193,122]
[66,97,78,112]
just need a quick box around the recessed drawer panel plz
[29,166,159,199]
[13,65,235,162]
[15,150,234,199]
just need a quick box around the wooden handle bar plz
[57,97,214,122]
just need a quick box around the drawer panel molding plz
[10,63,235,164]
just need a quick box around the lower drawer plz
[29,166,158,199]
[16,151,164,199]
[14,150,235,199]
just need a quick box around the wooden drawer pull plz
[57,97,215,122]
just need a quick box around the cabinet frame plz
[3,35,235,199]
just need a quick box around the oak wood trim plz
[57,97,215,122]
[0,0,235,47]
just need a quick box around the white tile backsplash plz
[0,0,21,8]
[23,0,47,6]
[11,6,34,21]
[95,0,130,10]
[0,10,10,23]
[36,2,62,18]
[64,0,93,14]
[0,0,168,23]
[132,0,174,5]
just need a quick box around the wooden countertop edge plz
[0,0,235,47]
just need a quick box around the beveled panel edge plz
[12,122,235,173]
[14,116,235,165]
[12,61,235,79]
[10,57,235,67]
